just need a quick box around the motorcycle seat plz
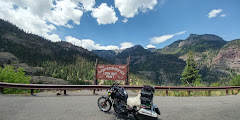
[127,93,141,109]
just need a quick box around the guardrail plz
[0,82,240,96]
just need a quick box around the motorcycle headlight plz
[108,90,112,95]
[124,90,127,95]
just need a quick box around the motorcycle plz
[97,83,160,120]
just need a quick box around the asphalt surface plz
[0,90,240,120]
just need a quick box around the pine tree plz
[230,75,240,86]
[181,51,201,86]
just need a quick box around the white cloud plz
[146,44,156,49]
[91,3,118,25]
[44,34,61,42]
[175,31,187,35]
[220,14,226,17]
[77,0,95,11]
[65,36,119,51]
[0,0,60,42]
[0,0,99,42]
[151,35,174,44]
[9,0,54,18]
[66,36,135,50]
[45,0,83,27]
[115,0,157,18]
[150,31,187,44]
[120,42,134,49]
[122,18,128,23]
[208,9,222,18]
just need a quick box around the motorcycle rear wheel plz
[97,96,112,112]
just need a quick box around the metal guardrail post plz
[64,90,67,95]
[166,90,168,96]
[226,90,229,95]
[0,87,3,94]
[208,90,211,96]
[31,89,34,96]
[187,91,191,96]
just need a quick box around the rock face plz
[112,45,185,85]
[160,34,227,55]
[3,63,43,75]
[0,52,43,74]
[92,49,122,60]
[30,76,69,85]
[56,41,94,55]
[214,39,240,69]
[0,52,19,66]
[178,34,225,47]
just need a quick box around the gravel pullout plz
[0,91,240,120]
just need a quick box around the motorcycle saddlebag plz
[140,93,153,109]
[142,85,155,93]
[140,89,153,100]
[137,108,158,120]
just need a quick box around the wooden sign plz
[97,65,127,80]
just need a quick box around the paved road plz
[0,91,240,120]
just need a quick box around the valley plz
[1,19,240,86]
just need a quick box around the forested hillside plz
[0,19,104,84]
[1,19,240,86]
[99,45,186,85]
[157,34,240,85]
[95,34,240,86]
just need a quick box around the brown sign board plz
[97,65,127,80]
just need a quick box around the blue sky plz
[0,0,239,50]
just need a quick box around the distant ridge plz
[1,19,240,85]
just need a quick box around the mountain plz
[0,19,104,84]
[93,34,240,85]
[159,34,228,68]
[213,39,240,70]
[160,34,227,56]
[102,45,186,85]
[92,49,122,60]
[0,19,101,66]
[158,34,239,84]
[114,45,150,64]
[1,19,239,86]
[56,41,93,54]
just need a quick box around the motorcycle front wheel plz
[97,96,112,112]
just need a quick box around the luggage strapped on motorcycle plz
[140,85,155,109]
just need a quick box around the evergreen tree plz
[230,75,240,86]
[181,51,201,86]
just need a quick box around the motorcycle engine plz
[114,99,127,114]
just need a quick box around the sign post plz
[93,59,98,95]
[93,57,130,94]
[125,56,130,85]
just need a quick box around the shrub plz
[230,75,240,86]
[0,66,31,94]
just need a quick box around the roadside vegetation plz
[0,66,31,94]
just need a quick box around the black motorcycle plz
[97,83,160,120]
